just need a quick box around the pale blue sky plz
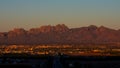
[0,0,120,32]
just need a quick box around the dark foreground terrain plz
[0,54,120,68]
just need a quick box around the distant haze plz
[0,0,120,32]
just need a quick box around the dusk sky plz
[0,0,120,32]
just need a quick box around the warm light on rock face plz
[0,24,120,45]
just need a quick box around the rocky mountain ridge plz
[0,24,120,45]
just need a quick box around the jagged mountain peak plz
[88,25,97,27]
[98,26,116,32]
[38,24,69,32]
[55,24,68,28]
[9,28,26,33]
[86,25,98,31]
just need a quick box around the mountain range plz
[0,24,120,45]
